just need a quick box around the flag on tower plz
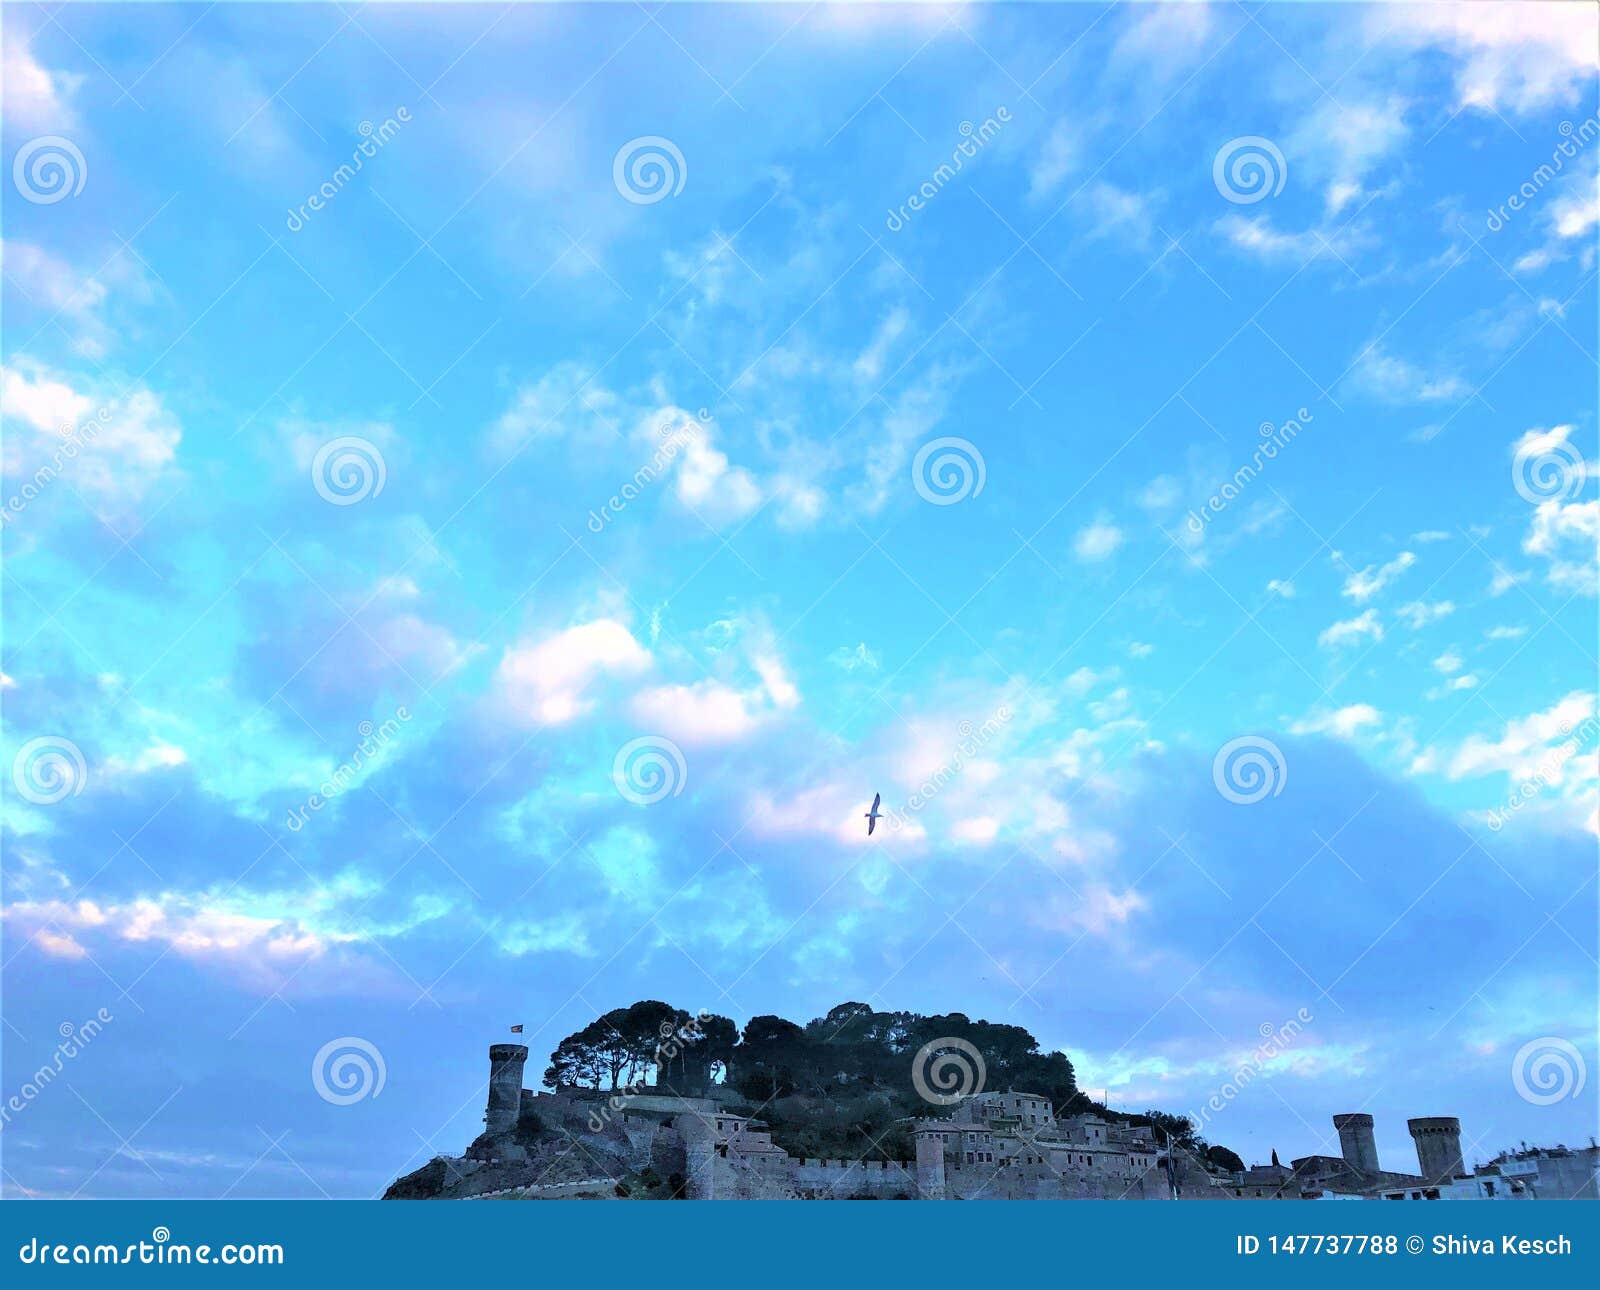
[510,1024,524,1034]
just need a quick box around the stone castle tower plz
[486,1043,528,1136]
[1408,1116,1464,1185]
[1332,1112,1379,1176]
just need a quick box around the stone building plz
[390,1043,1590,1202]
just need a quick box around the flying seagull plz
[864,792,883,836]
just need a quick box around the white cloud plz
[1486,625,1527,641]
[1266,578,1295,599]
[1343,551,1416,601]
[2,34,82,130]
[951,815,1000,845]
[489,362,620,456]
[1522,499,1599,595]
[1291,704,1383,738]
[1434,650,1463,675]
[853,306,910,385]
[1029,119,1080,201]
[1319,609,1383,649]
[496,619,650,725]
[1449,691,1598,789]
[1378,2,1599,114]
[1073,516,1124,562]
[1346,341,1468,404]
[1214,214,1373,265]
[1396,599,1455,629]
[1128,641,1154,659]
[0,360,181,506]
[672,414,763,523]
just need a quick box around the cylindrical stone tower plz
[486,1044,528,1137]
[914,1128,947,1200]
[1409,1117,1463,1185]
[1333,1113,1380,1176]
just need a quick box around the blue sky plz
[1,1,1596,1199]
